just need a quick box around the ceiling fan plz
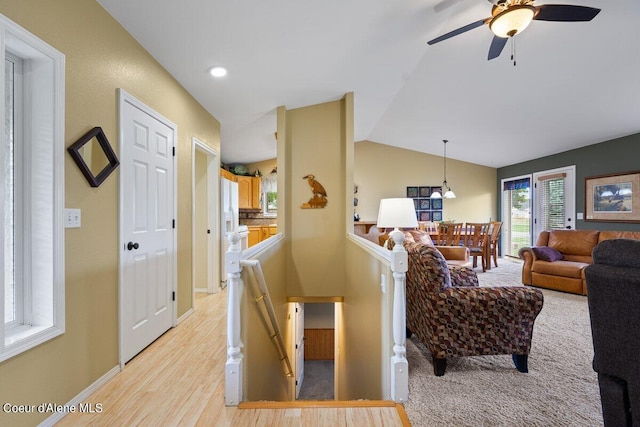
[427,0,601,60]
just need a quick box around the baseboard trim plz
[239,399,397,409]
[38,365,120,427]
[177,308,194,325]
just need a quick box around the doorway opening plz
[290,300,341,401]
[192,139,220,300]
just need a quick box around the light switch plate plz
[64,208,81,228]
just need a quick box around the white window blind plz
[538,174,566,230]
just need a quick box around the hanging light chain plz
[443,139,448,188]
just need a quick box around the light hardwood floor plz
[57,291,410,426]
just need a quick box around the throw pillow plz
[408,230,434,246]
[532,246,564,262]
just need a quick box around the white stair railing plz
[388,230,409,403]
[241,259,294,378]
[224,232,293,406]
[225,232,244,406]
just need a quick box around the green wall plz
[498,133,640,232]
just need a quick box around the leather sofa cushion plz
[548,230,599,256]
[532,259,590,279]
[562,254,593,264]
[598,231,640,242]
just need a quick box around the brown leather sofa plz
[519,229,640,295]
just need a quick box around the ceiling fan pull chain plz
[511,37,516,67]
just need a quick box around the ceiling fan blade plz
[427,19,489,45]
[487,36,508,60]
[534,4,601,22]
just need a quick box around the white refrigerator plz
[220,178,248,288]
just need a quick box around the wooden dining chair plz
[419,221,438,234]
[488,221,503,268]
[464,223,491,271]
[436,222,463,246]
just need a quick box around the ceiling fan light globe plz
[489,5,535,38]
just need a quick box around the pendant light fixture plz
[431,139,456,199]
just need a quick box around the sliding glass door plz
[501,166,575,257]
[501,175,532,257]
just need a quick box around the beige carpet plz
[405,257,603,427]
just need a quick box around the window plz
[1,15,65,362]
[265,191,277,214]
[532,166,575,238]
[262,171,277,216]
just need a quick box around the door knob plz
[127,241,139,250]
[565,226,572,229]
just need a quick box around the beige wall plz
[243,239,290,401]
[283,99,348,297]
[245,158,277,177]
[0,2,220,425]
[340,240,393,400]
[355,141,498,223]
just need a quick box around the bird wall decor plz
[301,174,328,209]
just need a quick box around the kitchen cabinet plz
[261,225,277,241]
[220,168,236,181]
[247,225,277,247]
[237,176,261,210]
[247,226,262,247]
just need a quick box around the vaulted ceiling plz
[97,0,640,168]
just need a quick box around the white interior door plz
[119,90,176,364]
[533,166,576,240]
[295,303,305,398]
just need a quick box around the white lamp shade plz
[430,190,442,199]
[443,189,456,199]
[377,198,418,229]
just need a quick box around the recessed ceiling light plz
[209,66,227,78]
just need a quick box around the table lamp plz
[377,198,418,252]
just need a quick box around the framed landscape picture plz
[585,171,640,222]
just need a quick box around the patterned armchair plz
[405,241,544,376]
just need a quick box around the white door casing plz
[191,139,220,296]
[533,165,576,239]
[119,89,177,365]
